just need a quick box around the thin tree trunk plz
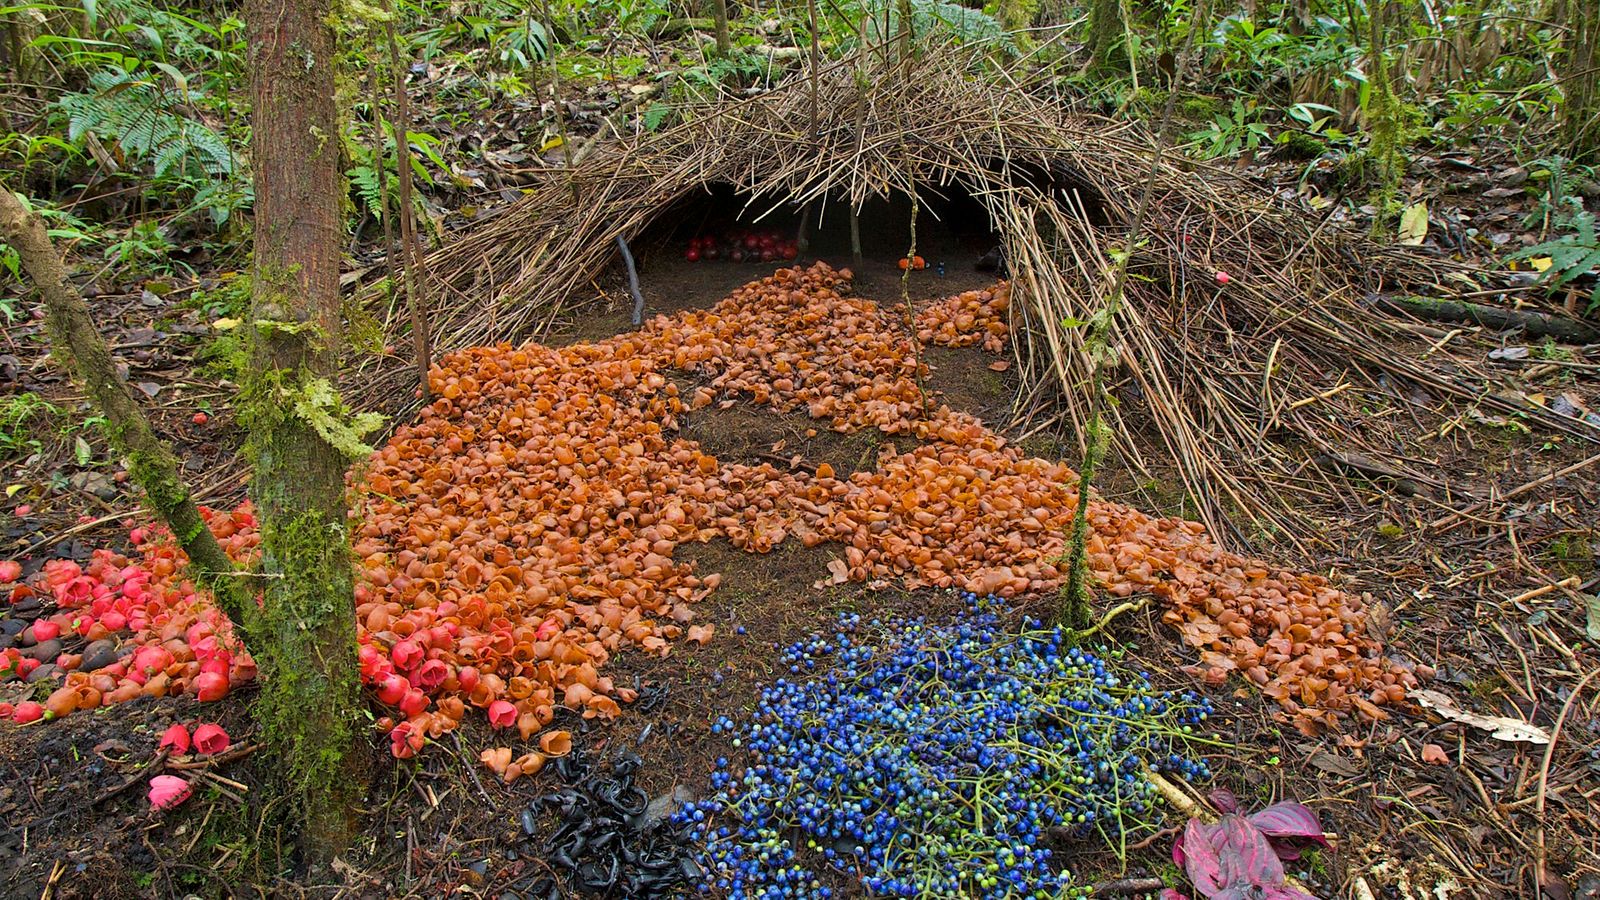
[897,0,913,66]
[1563,0,1599,160]
[1062,0,1210,628]
[366,53,396,334]
[244,0,362,870]
[0,190,255,635]
[711,0,730,55]
[382,9,432,401]
[807,0,819,135]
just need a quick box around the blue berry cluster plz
[672,594,1213,899]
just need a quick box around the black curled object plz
[517,747,699,899]
[631,678,670,715]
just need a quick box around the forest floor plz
[1,58,1599,900]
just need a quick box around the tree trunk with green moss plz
[1563,0,1599,161]
[1086,0,1127,72]
[244,0,362,870]
[1363,1,1405,227]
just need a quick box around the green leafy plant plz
[0,393,60,460]
[1187,98,1270,158]
[56,67,250,226]
[102,219,180,277]
[1507,210,1600,313]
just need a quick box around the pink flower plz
[159,723,192,754]
[415,658,449,692]
[193,671,229,701]
[148,775,192,811]
[192,723,230,755]
[389,721,421,759]
[488,700,517,729]
[0,561,20,583]
[56,575,98,607]
[391,640,424,671]
[376,674,410,706]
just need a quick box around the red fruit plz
[31,620,60,642]
[488,699,517,729]
[200,657,229,677]
[686,249,701,262]
[399,688,427,718]
[761,249,776,262]
[100,611,128,632]
[704,247,719,260]
[415,658,448,692]
[13,701,43,723]
[535,617,560,641]
[133,646,173,676]
[160,723,192,754]
[0,561,20,583]
[377,674,410,706]
[1214,270,1231,284]
[456,666,480,693]
[391,640,423,671]
[192,412,209,425]
[0,703,12,718]
[192,723,229,754]
[782,244,798,260]
[744,235,760,250]
[193,671,229,702]
[389,721,419,759]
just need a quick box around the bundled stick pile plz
[360,47,1593,549]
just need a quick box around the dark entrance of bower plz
[621,180,1011,315]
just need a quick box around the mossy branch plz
[0,188,257,639]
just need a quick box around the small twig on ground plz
[1431,450,1600,532]
[165,744,258,772]
[1534,666,1598,895]
[1074,597,1151,642]
[450,733,496,808]
[1091,876,1166,896]
[92,748,170,806]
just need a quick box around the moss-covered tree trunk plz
[1563,0,1599,161]
[244,0,362,870]
[1086,0,1127,73]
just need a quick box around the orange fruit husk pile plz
[353,262,1415,741]
[915,283,1010,352]
[3,262,1417,746]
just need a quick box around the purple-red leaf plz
[1248,801,1328,860]
[1209,788,1240,814]
[1178,815,1287,899]
[1160,890,1190,900]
